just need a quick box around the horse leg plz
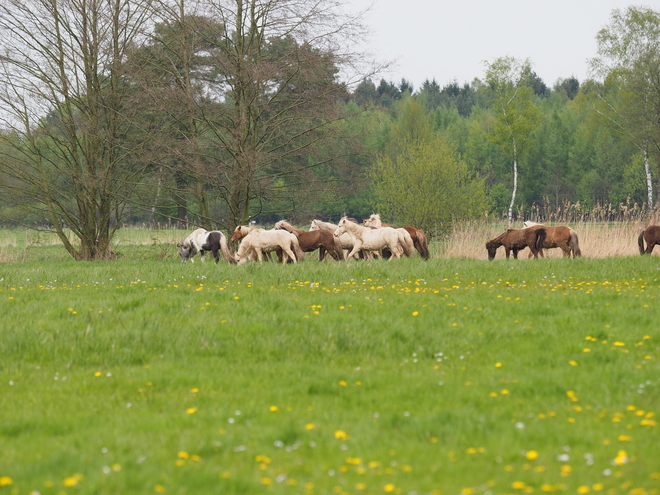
[319,246,326,261]
[283,247,297,264]
[211,247,220,263]
[255,248,264,263]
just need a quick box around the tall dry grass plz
[442,218,660,259]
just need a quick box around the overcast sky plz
[351,0,657,90]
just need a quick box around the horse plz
[363,214,429,260]
[638,225,660,254]
[177,228,236,264]
[233,228,303,264]
[523,221,582,258]
[274,220,344,261]
[333,216,405,260]
[310,219,361,259]
[486,227,546,260]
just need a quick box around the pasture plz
[0,226,659,495]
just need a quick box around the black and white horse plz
[177,228,236,264]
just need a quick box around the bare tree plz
[145,0,373,232]
[0,0,153,259]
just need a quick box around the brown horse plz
[638,225,660,254]
[486,227,546,260]
[363,214,430,260]
[274,220,344,261]
[523,222,582,258]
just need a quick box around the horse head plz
[334,217,348,237]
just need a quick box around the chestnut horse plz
[486,227,547,260]
[363,214,429,260]
[274,220,344,261]
[523,222,582,258]
[638,225,660,254]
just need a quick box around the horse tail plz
[535,228,547,254]
[638,230,646,255]
[397,230,414,257]
[291,235,305,261]
[415,229,430,260]
[220,233,237,264]
[569,230,582,258]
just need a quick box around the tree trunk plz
[507,138,518,227]
[644,146,654,209]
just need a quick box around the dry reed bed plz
[441,220,660,259]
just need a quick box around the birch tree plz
[589,6,660,209]
[485,57,541,225]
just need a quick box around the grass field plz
[0,229,659,495]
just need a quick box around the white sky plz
[351,0,659,90]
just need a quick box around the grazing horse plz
[363,214,429,260]
[523,222,582,258]
[274,220,344,261]
[638,225,660,255]
[334,216,405,260]
[486,227,547,260]
[233,228,303,264]
[178,228,236,264]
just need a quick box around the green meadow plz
[0,242,659,495]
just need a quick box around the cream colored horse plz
[233,228,303,264]
[362,214,415,257]
[333,216,404,260]
[310,219,360,259]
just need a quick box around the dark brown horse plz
[274,220,344,261]
[486,227,546,260]
[363,214,430,260]
[638,225,660,254]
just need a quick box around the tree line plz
[0,1,658,259]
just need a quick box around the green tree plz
[485,57,542,224]
[590,6,660,208]
[370,136,488,236]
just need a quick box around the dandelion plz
[63,474,83,487]
[190,388,199,394]
[412,311,419,316]
[178,451,190,459]
[269,405,278,412]
[613,341,625,346]
[356,482,367,490]
[154,484,166,493]
[334,430,349,440]
[339,380,347,386]
[612,450,629,466]
[526,450,539,460]
[186,407,197,414]
[577,486,590,494]
[569,360,578,366]
[495,362,502,368]
[383,483,396,493]
[305,423,315,430]
[512,481,526,490]
[261,477,272,485]
[617,435,631,442]
[0,477,13,486]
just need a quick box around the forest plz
[0,0,658,259]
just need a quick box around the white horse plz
[177,228,236,264]
[333,216,404,260]
[234,228,302,264]
[362,214,415,257]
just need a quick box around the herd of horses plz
[176,216,660,264]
